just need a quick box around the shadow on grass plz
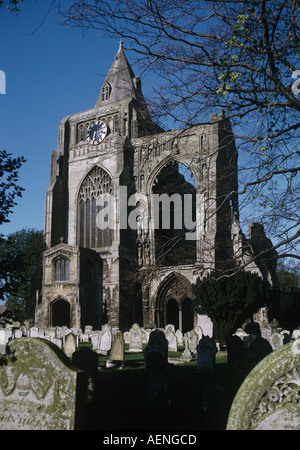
[85,352,242,431]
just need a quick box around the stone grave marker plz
[196,335,217,376]
[72,347,98,402]
[175,329,183,346]
[187,330,198,354]
[0,329,7,354]
[269,332,284,350]
[97,324,112,355]
[242,336,273,377]
[106,330,125,369]
[165,327,177,352]
[143,329,173,407]
[128,323,143,353]
[64,332,77,358]
[0,338,85,430]
[227,338,300,430]
[14,329,22,339]
[29,327,38,338]
[226,334,243,370]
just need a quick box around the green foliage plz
[0,228,44,323]
[192,271,272,342]
[271,264,300,331]
[0,150,26,229]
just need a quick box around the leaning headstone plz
[0,338,85,430]
[106,331,125,369]
[227,338,300,430]
[143,329,173,407]
[97,324,112,355]
[64,332,77,358]
[196,336,217,376]
[128,323,143,353]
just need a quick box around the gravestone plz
[227,338,300,430]
[64,332,77,358]
[196,336,217,376]
[29,327,38,338]
[242,336,273,377]
[0,338,85,430]
[106,331,125,369]
[245,321,261,337]
[226,335,243,370]
[261,321,272,341]
[72,347,98,403]
[180,333,193,361]
[292,329,300,340]
[143,330,173,407]
[0,329,7,354]
[187,330,198,354]
[123,331,130,344]
[165,327,177,352]
[91,331,100,351]
[269,332,284,350]
[128,323,143,353]
[175,329,183,346]
[14,329,22,339]
[97,324,112,355]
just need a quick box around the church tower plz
[35,43,275,333]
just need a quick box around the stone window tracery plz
[55,257,69,282]
[77,166,113,248]
[101,82,111,101]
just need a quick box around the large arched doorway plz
[155,273,195,331]
[51,299,71,327]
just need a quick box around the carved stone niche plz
[227,339,300,430]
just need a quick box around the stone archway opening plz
[152,160,197,266]
[155,273,195,332]
[51,299,71,328]
[166,297,179,330]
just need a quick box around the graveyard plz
[0,322,299,431]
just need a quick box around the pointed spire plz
[95,42,143,107]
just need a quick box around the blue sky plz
[0,1,144,237]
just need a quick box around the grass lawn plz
[79,343,242,431]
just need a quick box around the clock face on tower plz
[87,120,107,144]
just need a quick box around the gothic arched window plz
[77,166,113,248]
[55,257,69,281]
[101,82,111,101]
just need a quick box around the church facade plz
[34,43,277,333]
